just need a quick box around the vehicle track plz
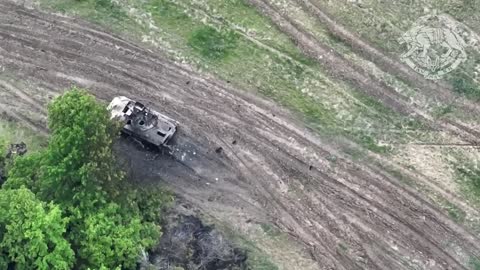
[295,0,479,112]
[247,0,480,145]
[0,2,479,269]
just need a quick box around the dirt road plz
[0,2,479,269]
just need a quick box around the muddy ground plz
[0,1,479,269]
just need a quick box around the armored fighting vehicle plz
[108,96,177,146]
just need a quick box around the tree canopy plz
[0,188,74,270]
[0,88,170,269]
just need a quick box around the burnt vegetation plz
[142,215,247,270]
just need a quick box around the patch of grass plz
[455,163,480,201]
[213,223,280,270]
[326,31,352,50]
[191,0,307,60]
[445,201,467,223]
[349,132,391,153]
[283,88,337,129]
[146,0,189,23]
[431,191,468,223]
[260,223,282,238]
[346,91,428,152]
[93,0,126,18]
[247,252,279,270]
[343,146,365,161]
[337,242,349,253]
[449,71,480,101]
[0,119,46,179]
[188,26,239,60]
[41,0,136,32]
[353,92,395,116]
[382,166,415,186]
[326,154,338,163]
[432,104,455,118]
[0,118,47,153]
[381,162,469,224]
[470,257,480,270]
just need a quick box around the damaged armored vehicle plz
[108,96,177,146]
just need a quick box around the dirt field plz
[0,1,479,269]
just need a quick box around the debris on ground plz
[139,215,247,270]
[6,142,27,159]
[1,142,28,186]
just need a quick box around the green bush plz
[188,26,239,60]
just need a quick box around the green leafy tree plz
[3,88,165,269]
[77,202,160,269]
[0,188,74,270]
[40,87,124,208]
[0,139,6,165]
[3,151,43,191]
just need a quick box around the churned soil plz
[0,2,479,269]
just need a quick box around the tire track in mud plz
[294,0,480,113]
[247,0,480,146]
[269,146,477,269]
[247,0,480,233]
[0,2,479,269]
